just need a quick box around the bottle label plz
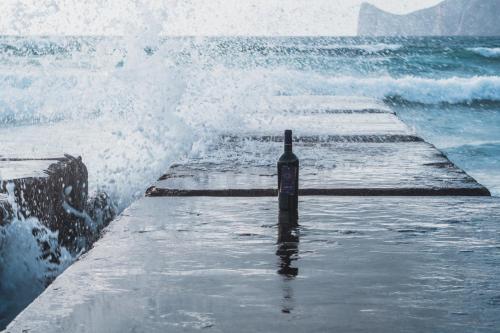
[280,165,297,195]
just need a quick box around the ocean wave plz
[0,214,73,328]
[467,47,500,58]
[347,43,402,52]
[249,43,403,56]
[291,43,402,53]
[272,73,500,105]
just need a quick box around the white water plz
[345,43,402,52]
[0,216,73,318]
[252,72,500,104]
[468,47,500,58]
[0,186,73,325]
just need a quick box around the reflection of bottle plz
[277,211,299,277]
[277,211,299,314]
[278,130,299,211]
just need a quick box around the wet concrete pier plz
[147,96,489,197]
[5,96,499,333]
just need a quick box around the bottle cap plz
[284,130,292,145]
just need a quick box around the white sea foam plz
[467,47,500,58]
[0,37,197,210]
[280,43,402,53]
[262,72,500,105]
[0,189,73,327]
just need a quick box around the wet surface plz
[0,158,62,179]
[7,196,500,332]
[233,112,411,137]
[149,95,488,196]
[151,140,488,194]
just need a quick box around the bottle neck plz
[284,143,293,153]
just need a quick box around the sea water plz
[1,36,500,328]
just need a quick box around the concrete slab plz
[0,121,125,160]
[260,95,393,113]
[147,140,489,197]
[0,158,63,179]
[147,96,488,196]
[220,134,422,143]
[6,196,500,333]
[233,112,411,136]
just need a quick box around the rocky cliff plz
[358,0,500,36]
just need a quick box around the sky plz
[0,0,444,36]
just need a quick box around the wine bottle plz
[278,130,299,211]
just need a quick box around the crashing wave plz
[0,215,73,328]
[0,35,196,329]
[0,172,116,328]
[467,47,500,58]
[271,73,500,105]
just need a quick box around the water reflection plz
[276,211,299,313]
[277,211,299,277]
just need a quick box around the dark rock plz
[0,155,116,253]
[84,191,117,243]
[0,155,88,251]
[0,194,13,226]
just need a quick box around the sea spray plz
[0,1,199,328]
[0,183,73,328]
[0,217,72,328]
[0,37,200,208]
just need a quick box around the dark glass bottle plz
[278,130,299,211]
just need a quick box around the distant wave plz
[294,43,402,53]
[348,43,402,52]
[467,47,500,58]
[277,74,500,105]
[249,43,403,56]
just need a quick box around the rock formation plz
[358,0,500,36]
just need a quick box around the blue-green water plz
[4,36,498,193]
[1,36,500,328]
